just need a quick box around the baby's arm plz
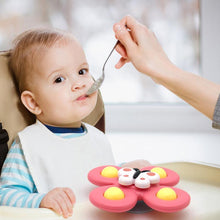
[0,139,45,208]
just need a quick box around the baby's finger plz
[50,200,63,216]
[56,194,71,218]
[63,187,76,205]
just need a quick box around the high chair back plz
[0,51,105,172]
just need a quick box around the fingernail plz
[115,24,123,32]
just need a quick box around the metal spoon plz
[86,40,119,95]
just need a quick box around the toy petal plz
[88,165,120,186]
[143,186,190,213]
[89,186,138,212]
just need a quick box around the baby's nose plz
[71,81,86,91]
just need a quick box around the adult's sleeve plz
[212,94,220,129]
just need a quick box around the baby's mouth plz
[76,95,88,101]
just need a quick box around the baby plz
[0,28,149,218]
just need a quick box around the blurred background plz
[0,0,199,103]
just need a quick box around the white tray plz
[0,162,219,220]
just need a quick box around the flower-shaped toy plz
[88,165,190,213]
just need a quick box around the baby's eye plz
[78,69,87,75]
[54,76,65,83]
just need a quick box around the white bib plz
[18,120,115,202]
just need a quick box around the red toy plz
[88,165,190,213]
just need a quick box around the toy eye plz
[134,172,150,189]
[54,76,65,83]
[118,174,134,186]
[146,172,160,184]
[118,167,136,177]
[118,167,136,186]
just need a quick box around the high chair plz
[0,50,106,174]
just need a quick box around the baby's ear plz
[21,91,42,115]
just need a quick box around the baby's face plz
[30,39,97,127]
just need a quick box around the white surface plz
[0,162,219,220]
[107,132,220,167]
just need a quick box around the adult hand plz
[113,15,220,120]
[40,187,75,218]
[113,15,172,80]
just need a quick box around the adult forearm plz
[157,63,220,119]
[113,15,220,119]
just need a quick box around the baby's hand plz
[40,187,75,218]
[122,159,151,169]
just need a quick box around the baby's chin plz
[70,103,98,124]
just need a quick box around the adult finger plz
[119,15,136,31]
[118,15,140,43]
[113,23,136,53]
[115,42,127,58]
[115,57,130,69]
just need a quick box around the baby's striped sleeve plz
[0,138,45,208]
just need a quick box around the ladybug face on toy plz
[118,167,160,188]
[88,165,190,213]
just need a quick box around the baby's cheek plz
[87,74,95,84]
[89,79,95,86]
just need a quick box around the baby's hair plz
[9,28,75,93]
